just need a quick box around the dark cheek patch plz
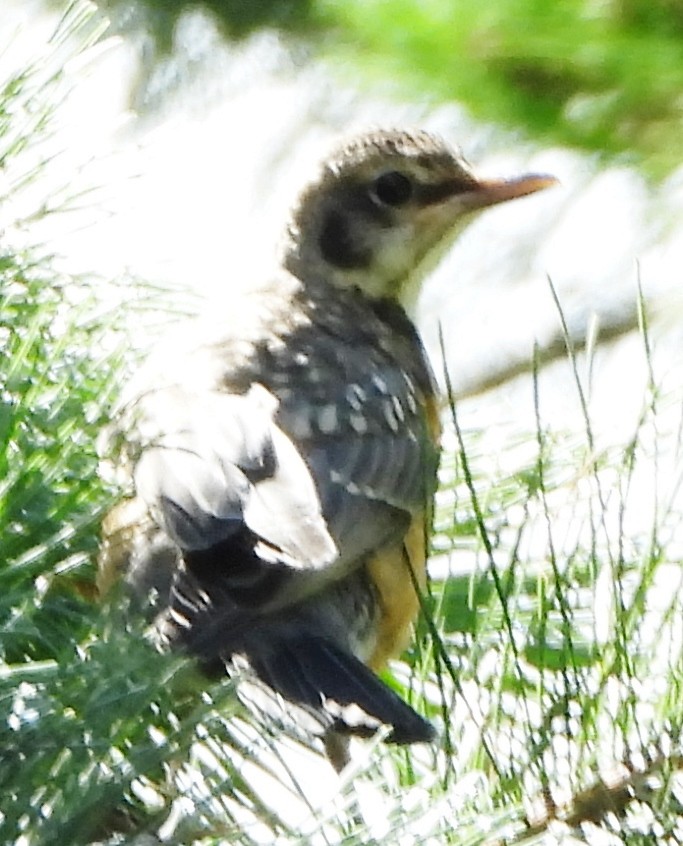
[319,209,373,270]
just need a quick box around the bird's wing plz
[111,376,338,572]
[273,316,440,570]
[104,297,438,581]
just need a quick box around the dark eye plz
[371,170,413,207]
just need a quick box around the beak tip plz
[470,172,560,209]
[504,172,561,198]
[529,174,561,192]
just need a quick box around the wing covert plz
[114,381,338,570]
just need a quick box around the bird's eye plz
[371,171,413,207]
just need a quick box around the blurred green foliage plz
[2,2,683,843]
[97,0,683,177]
[0,7,193,841]
[318,0,683,176]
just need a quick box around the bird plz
[98,128,556,769]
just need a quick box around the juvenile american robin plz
[99,128,555,768]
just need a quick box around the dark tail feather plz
[250,636,435,745]
[165,558,435,746]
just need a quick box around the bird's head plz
[281,128,557,310]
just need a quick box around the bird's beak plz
[463,173,559,211]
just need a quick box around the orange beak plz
[465,173,559,210]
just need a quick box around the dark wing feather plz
[273,331,439,568]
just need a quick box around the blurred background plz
[2,2,682,843]
[4,0,683,400]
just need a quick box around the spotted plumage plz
[99,128,556,767]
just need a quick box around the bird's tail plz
[164,559,435,754]
[246,634,435,745]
